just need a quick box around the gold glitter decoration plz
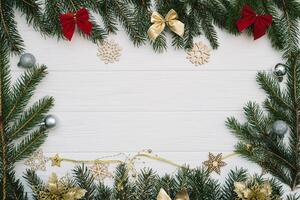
[24,149,48,171]
[50,154,62,167]
[35,173,86,200]
[89,162,113,181]
[203,152,227,174]
[234,181,279,200]
[157,188,190,200]
[97,39,122,64]
[186,42,211,66]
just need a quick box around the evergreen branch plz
[94,0,118,33]
[5,66,48,124]
[114,164,134,200]
[24,169,45,200]
[285,51,300,189]
[201,15,219,49]
[188,167,221,199]
[0,43,11,119]
[257,72,292,110]
[12,128,48,162]
[14,0,45,33]
[0,45,11,200]
[0,0,24,54]
[9,97,54,141]
[111,0,145,46]
[221,168,247,200]
[7,171,28,200]
[43,0,64,38]
[156,174,177,197]
[279,0,300,58]
[151,33,167,53]
[264,99,291,124]
[95,183,112,200]
[133,168,158,200]
[73,165,97,199]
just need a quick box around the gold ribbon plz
[148,9,185,41]
[157,188,190,200]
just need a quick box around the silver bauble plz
[44,115,57,128]
[18,53,36,68]
[274,63,287,82]
[272,120,288,136]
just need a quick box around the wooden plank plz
[18,71,267,112]
[40,111,243,152]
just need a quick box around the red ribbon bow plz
[59,8,93,41]
[236,5,272,40]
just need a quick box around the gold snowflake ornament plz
[24,149,49,171]
[97,39,122,64]
[203,152,227,174]
[89,162,112,181]
[186,42,211,66]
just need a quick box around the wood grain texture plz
[12,11,282,184]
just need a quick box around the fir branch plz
[221,168,247,200]
[9,97,54,141]
[151,33,167,53]
[114,164,134,200]
[5,66,48,124]
[92,0,118,34]
[95,183,112,200]
[111,0,145,46]
[7,171,28,200]
[14,0,45,33]
[0,45,12,200]
[24,169,46,200]
[0,0,24,54]
[12,127,48,162]
[188,167,221,199]
[257,72,292,110]
[133,168,158,200]
[73,165,97,199]
[43,0,63,38]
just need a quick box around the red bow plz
[59,8,93,41]
[236,5,272,40]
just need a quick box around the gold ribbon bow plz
[148,9,185,41]
[157,188,190,200]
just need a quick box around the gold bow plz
[148,9,185,41]
[157,188,190,200]
[37,173,87,200]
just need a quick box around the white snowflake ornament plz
[97,40,122,64]
[24,149,49,171]
[186,42,211,66]
[89,162,112,181]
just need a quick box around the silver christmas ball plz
[43,115,57,129]
[272,120,288,136]
[18,53,36,68]
[274,63,287,82]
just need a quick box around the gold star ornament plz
[50,154,63,167]
[203,152,227,174]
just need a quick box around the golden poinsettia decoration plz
[234,180,280,200]
[35,173,86,200]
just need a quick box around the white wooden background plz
[11,11,296,194]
